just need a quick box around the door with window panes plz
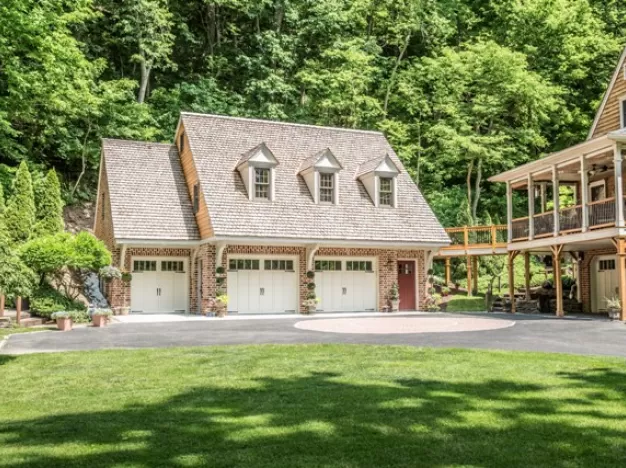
[130,258,188,313]
[315,259,377,312]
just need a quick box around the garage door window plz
[229,259,261,271]
[133,260,157,272]
[346,261,373,272]
[599,259,616,271]
[264,260,294,271]
[315,260,342,271]
[162,261,185,272]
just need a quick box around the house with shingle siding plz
[94,113,450,314]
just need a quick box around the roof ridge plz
[102,138,173,147]
[180,112,385,136]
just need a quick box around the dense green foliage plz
[4,161,35,244]
[29,284,88,319]
[1,346,625,466]
[1,0,625,221]
[33,170,65,236]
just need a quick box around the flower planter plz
[215,307,227,318]
[56,318,72,332]
[306,305,316,315]
[92,315,109,327]
[608,308,620,321]
[390,299,400,312]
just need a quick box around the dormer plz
[356,154,400,207]
[236,143,279,201]
[298,148,343,204]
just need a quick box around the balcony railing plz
[511,197,618,241]
[442,225,507,251]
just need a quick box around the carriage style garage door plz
[227,257,298,314]
[593,256,619,312]
[315,258,377,312]
[130,258,189,313]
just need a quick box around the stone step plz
[19,317,45,327]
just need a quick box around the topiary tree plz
[4,161,35,245]
[0,233,37,313]
[34,169,64,236]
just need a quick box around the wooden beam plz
[580,155,589,232]
[466,255,472,297]
[528,174,535,240]
[472,256,479,295]
[552,166,560,236]
[550,245,564,317]
[445,258,451,285]
[16,296,22,325]
[506,182,513,243]
[616,238,626,322]
[524,252,531,300]
[614,143,625,227]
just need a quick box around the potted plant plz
[302,292,318,314]
[605,297,621,320]
[441,286,451,297]
[121,271,132,283]
[99,265,122,283]
[213,293,228,317]
[425,293,442,312]
[51,311,72,331]
[92,308,113,327]
[389,282,400,311]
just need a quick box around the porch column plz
[539,183,547,213]
[506,181,513,242]
[444,258,451,285]
[614,143,625,227]
[580,155,589,232]
[552,166,560,236]
[617,239,626,321]
[524,251,531,300]
[472,256,479,295]
[466,255,472,297]
[507,251,519,313]
[551,245,564,317]
[527,174,535,240]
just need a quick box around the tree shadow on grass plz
[0,355,15,366]
[2,372,626,467]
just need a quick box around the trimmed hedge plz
[30,285,87,319]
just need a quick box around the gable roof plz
[180,113,448,245]
[356,154,400,178]
[235,142,278,169]
[298,148,343,173]
[102,139,200,241]
[588,45,626,139]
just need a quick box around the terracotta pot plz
[215,306,227,318]
[56,318,72,332]
[92,315,109,327]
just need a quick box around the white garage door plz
[593,256,619,312]
[130,258,188,313]
[315,258,377,312]
[227,257,298,314]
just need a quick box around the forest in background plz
[1,0,626,227]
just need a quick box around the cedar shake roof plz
[355,154,399,178]
[298,148,342,173]
[101,139,200,241]
[181,113,449,244]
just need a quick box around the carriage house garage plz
[94,113,449,315]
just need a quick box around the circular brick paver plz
[294,316,515,334]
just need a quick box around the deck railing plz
[442,225,507,251]
[511,197,619,241]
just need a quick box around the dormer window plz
[298,148,342,205]
[379,177,393,206]
[255,168,270,199]
[319,173,335,203]
[236,143,278,201]
[621,98,626,128]
[356,154,400,208]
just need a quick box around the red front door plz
[398,260,416,310]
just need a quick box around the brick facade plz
[103,242,429,313]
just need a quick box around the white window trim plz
[316,171,339,205]
[249,166,274,201]
[377,175,397,208]
[620,95,626,129]
[588,179,607,202]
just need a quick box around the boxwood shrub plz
[30,285,87,319]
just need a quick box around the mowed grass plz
[1,346,626,467]
[0,326,55,339]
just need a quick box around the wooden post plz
[445,258,451,285]
[528,174,535,240]
[16,296,22,325]
[0,295,4,317]
[552,165,560,236]
[580,155,589,232]
[463,226,469,249]
[491,225,497,250]
[506,182,513,243]
[550,245,564,317]
[507,251,519,313]
[472,256,479,295]
[614,143,624,227]
[539,183,547,212]
[524,251,531,300]
[466,255,472,297]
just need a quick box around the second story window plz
[319,173,334,203]
[255,168,270,199]
[379,177,393,206]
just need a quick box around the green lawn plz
[0,326,55,339]
[445,294,488,312]
[1,346,625,467]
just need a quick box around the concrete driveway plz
[1,312,625,357]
